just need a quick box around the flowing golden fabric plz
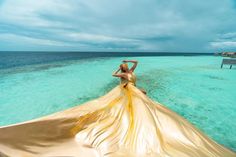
[0,73,235,157]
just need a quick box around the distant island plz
[214,52,236,58]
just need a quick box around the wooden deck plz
[221,59,236,69]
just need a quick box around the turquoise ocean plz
[0,52,235,151]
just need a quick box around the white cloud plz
[210,32,236,49]
[210,41,236,48]
[0,0,236,51]
[0,33,72,46]
[0,0,75,28]
[67,32,138,43]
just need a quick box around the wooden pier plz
[221,59,236,69]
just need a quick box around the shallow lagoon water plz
[0,56,235,151]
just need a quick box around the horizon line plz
[0,51,214,53]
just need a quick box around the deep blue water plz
[0,52,213,69]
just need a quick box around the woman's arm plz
[112,67,126,78]
[112,68,122,77]
[123,60,138,72]
[113,67,120,75]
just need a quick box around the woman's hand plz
[122,60,138,72]
[123,60,137,63]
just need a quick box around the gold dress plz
[0,73,235,157]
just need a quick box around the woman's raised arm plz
[112,67,127,78]
[112,67,122,77]
[123,60,138,72]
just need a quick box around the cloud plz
[211,41,236,48]
[210,32,236,50]
[0,33,72,46]
[0,0,236,51]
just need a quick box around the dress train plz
[0,82,235,156]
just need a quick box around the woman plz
[112,60,146,94]
[0,60,235,157]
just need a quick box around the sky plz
[0,0,236,52]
